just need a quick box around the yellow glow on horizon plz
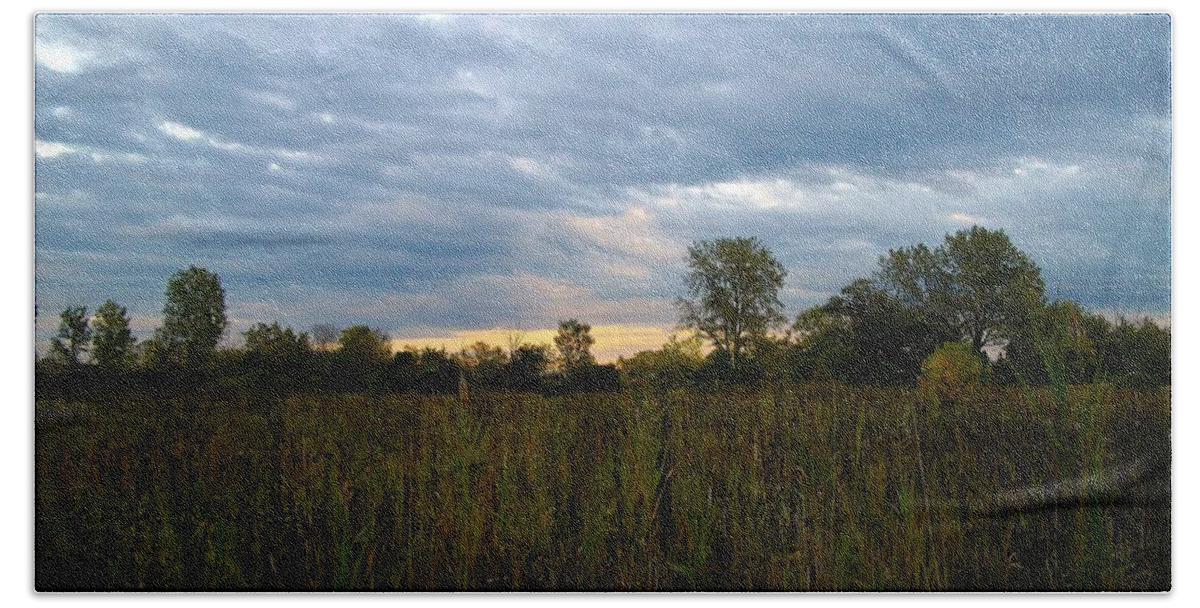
[388,324,684,363]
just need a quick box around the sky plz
[32,12,1172,359]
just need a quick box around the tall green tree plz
[678,236,787,368]
[91,300,135,368]
[48,306,90,366]
[554,319,596,370]
[878,226,1045,353]
[158,266,228,367]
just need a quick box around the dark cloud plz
[34,13,1171,350]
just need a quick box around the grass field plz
[35,384,1169,591]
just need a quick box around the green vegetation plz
[47,306,91,366]
[36,386,1168,591]
[678,236,787,369]
[34,226,1170,591]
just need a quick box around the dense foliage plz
[37,228,1169,395]
[36,386,1169,591]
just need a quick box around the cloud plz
[35,140,78,159]
[32,14,1171,353]
[35,40,92,73]
[157,120,205,142]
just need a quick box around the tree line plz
[37,265,618,398]
[662,227,1169,390]
[36,225,1169,399]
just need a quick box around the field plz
[35,384,1169,591]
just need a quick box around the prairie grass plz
[35,384,1169,590]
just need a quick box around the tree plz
[458,341,508,389]
[789,278,952,386]
[338,325,391,365]
[619,334,705,390]
[412,347,461,394]
[789,304,855,383]
[554,319,596,370]
[919,341,985,408]
[91,300,135,368]
[48,306,90,366]
[158,266,228,367]
[678,237,787,368]
[506,343,550,392]
[1106,317,1170,388]
[877,226,1045,353]
[335,325,392,391]
[243,322,313,390]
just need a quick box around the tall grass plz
[35,384,1168,590]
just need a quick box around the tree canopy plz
[48,306,91,366]
[877,226,1045,353]
[91,300,135,368]
[158,266,228,366]
[554,319,596,370]
[678,237,787,368]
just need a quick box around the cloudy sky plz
[33,13,1171,358]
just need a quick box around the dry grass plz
[35,384,1169,590]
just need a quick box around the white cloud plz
[950,212,986,224]
[1011,157,1084,178]
[35,140,78,159]
[36,139,146,164]
[561,206,679,263]
[89,151,147,164]
[156,119,316,161]
[245,90,296,111]
[507,156,546,177]
[35,41,92,73]
[157,120,205,142]
[637,178,810,211]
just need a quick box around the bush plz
[918,342,984,407]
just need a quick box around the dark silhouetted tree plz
[678,237,786,369]
[335,325,391,391]
[554,319,596,370]
[311,323,339,351]
[1106,317,1170,388]
[91,300,135,369]
[413,348,461,394]
[789,303,856,384]
[506,344,550,392]
[825,279,954,385]
[243,322,313,391]
[338,325,390,364]
[619,334,705,391]
[1002,300,1102,386]
[48,306,90,366]
[158,266,228,367]
[458,341,508,390]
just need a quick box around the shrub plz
[918,342,984,407]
